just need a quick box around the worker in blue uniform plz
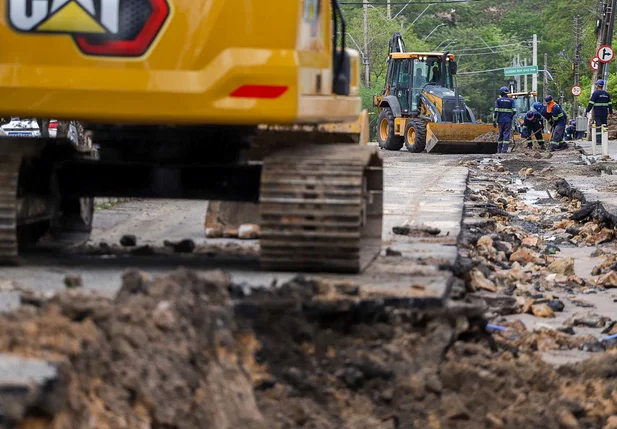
[521,110,545,149]
[585,79,613,145]
[565,120,576,141]
[493,86,516,153]
[541,96,568,151]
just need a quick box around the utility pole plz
[543,53,548,100]
[387,0,391,19]
[573,15,582,118]
[363,0,370,86]
[523,58,528,92]
[604,0,617,90]
[532,34,538,92]
[513,54,521,92]
[593,0,614,89]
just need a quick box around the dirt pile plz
[473,131,499,142]
[4,270,617,428]
[0,270,267,429]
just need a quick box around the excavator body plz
[0,0,383,273]
[373,33,495,154]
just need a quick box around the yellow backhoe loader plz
[373,33,495,153]
[0,0,382,273]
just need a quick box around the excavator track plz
[0,137,95,265]
[0,152,20,264]
[259,144,383,273]
[0,140,46,264]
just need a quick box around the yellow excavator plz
[374,33,495,153]
[0,0,382,273]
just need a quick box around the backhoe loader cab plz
[510,91,538,134]
[373,33,495,154]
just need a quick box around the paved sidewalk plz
[559,140,617,224]
[576,139,617,159]
[2,152,471,310]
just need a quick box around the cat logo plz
[8,0,171,57]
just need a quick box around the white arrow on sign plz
[591,56,600,70]
[571,85,582,96]
[598,45,615,63]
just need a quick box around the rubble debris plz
[510,248,542,264]
[521,236,540,247]
[531,303,555,318]
[570,202,598,221]
[469,269,497,292]
[579,338,606,352]
[596,271,617,288]
[223,228,239,238]
[548,257,575,275]
[163,239,196,253]
[544,244,560,255]
[392,224,441,236]
[480,293,519,315]
[130,245,155,256]
[602,322,617,336]
[565,312,611,328]
[385,247,402,257]
[119,234,137,247]
[569,299,595,308]
[238,224,261,239]
[63,274,83,289]
[0,354,61,424]
[548,299,565,312]
[205,226,224,238]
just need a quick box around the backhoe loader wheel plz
[404,119,427,153]
[376,108,403,151]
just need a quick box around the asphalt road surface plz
[0,150,465,306]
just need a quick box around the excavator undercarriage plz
[1,122,382,273]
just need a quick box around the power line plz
[449,43,527,52]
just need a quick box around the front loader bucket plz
[425,123,497,154]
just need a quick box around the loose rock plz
[566,312,611,328]
[385,247,402,257]
[238,224,261,239]
[469,269,497,292]
[510,248,542,264]
[597,271,617,288]
[163,239,195,253]
[393,225,441,236]
[120,234,137,247]
[548,299,565,312]
[205,227,224,238]
[63,274,83,289]
[548,257,575,276]
[531,303,555,318]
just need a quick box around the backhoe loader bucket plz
[425,123,497,154]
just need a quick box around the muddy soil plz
[3,269,617,429]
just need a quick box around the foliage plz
[342,0,604,120]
